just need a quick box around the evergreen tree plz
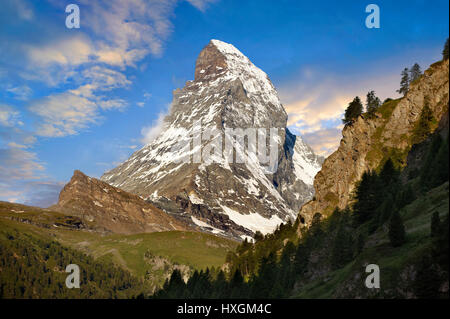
[166,269,186,298]
[443,38,449,60]
[366,90,381,117]
[229,269,244,298]
[430,211,441,238]
[388,210,406,247]
[342,96,363,125]
[409,63,422,82]
[331,224,354,269]
[377,194,395,226]
[379,159,398,187]
[413,255,441,299]
[293,244,309,277]
[420,134,443,190]
[429,135,449,188]
[398,184,416,208]
[413,97,435,144]
[433,213,449,269]
[353,171,383,225]
[397,68,410,96]
[355,232,365,255]
[253,231,264,242]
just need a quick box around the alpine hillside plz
[299,59,449,225]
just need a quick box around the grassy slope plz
[0,202,237,286]
[293,182,449,298]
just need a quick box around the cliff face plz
[53,170,188,234]
[299,59,449,224]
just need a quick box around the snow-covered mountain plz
[101,40,322,240]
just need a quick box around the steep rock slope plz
[53,170,188,234]
[102,40,322,239]
[300,59,449,224]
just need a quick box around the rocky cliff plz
[53,170,188,234]
[299,59,449,224]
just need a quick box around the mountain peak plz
[210,39,246,58]
[194,39,284,113]
[102,40,323,240]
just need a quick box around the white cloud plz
[8,142,28,149]
[279,67,402,157]
[301,127,343,157]
[0,179,64,207]
[6,85,33,101]
[21,0,214,138]
[0,147,44,181]
[140,104,172,145]
[26,36,94,67]
[13,0,34,20]
[29,92,99,137]
[0,105,22,127]
[186,0,217,12]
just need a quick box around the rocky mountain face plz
[101,40,322,240]
[53,170,189,234]
[299,59,449,225]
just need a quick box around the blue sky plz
[0,0,448,206]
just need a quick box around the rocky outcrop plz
[299,59,449,224]
[53,170,188,234]
[101,40,322,239]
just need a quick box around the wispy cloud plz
[0,0,216,206]
[6,85,33,101]
[279,67,401,157]
[186,0,217,12]
[0,147,44,181]
[0,105,23,127]
[141,103,172,145]
[29,92,99,137]
[21,0,213,138]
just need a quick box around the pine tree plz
[431,211,441,238]
[366,90,381,117]
[293,244,309,277]
[409,63,422,83]
[398,184,416,208]
[342,96,363,125]
[377,194,395,226]
[429,135,449,188]
[443,38,449,60]
[397,68,410,96]
[253,231,264,242]
[229,269,244,298]
[355,232,365,255]
[413,255,441,298]
[420,134,443,190]
[379,159,398,186]
[388,210,406,247]
[353,171,383,225]
[413,97,435,144]
[331,224,354,269]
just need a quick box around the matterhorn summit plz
[102,40,323,240]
